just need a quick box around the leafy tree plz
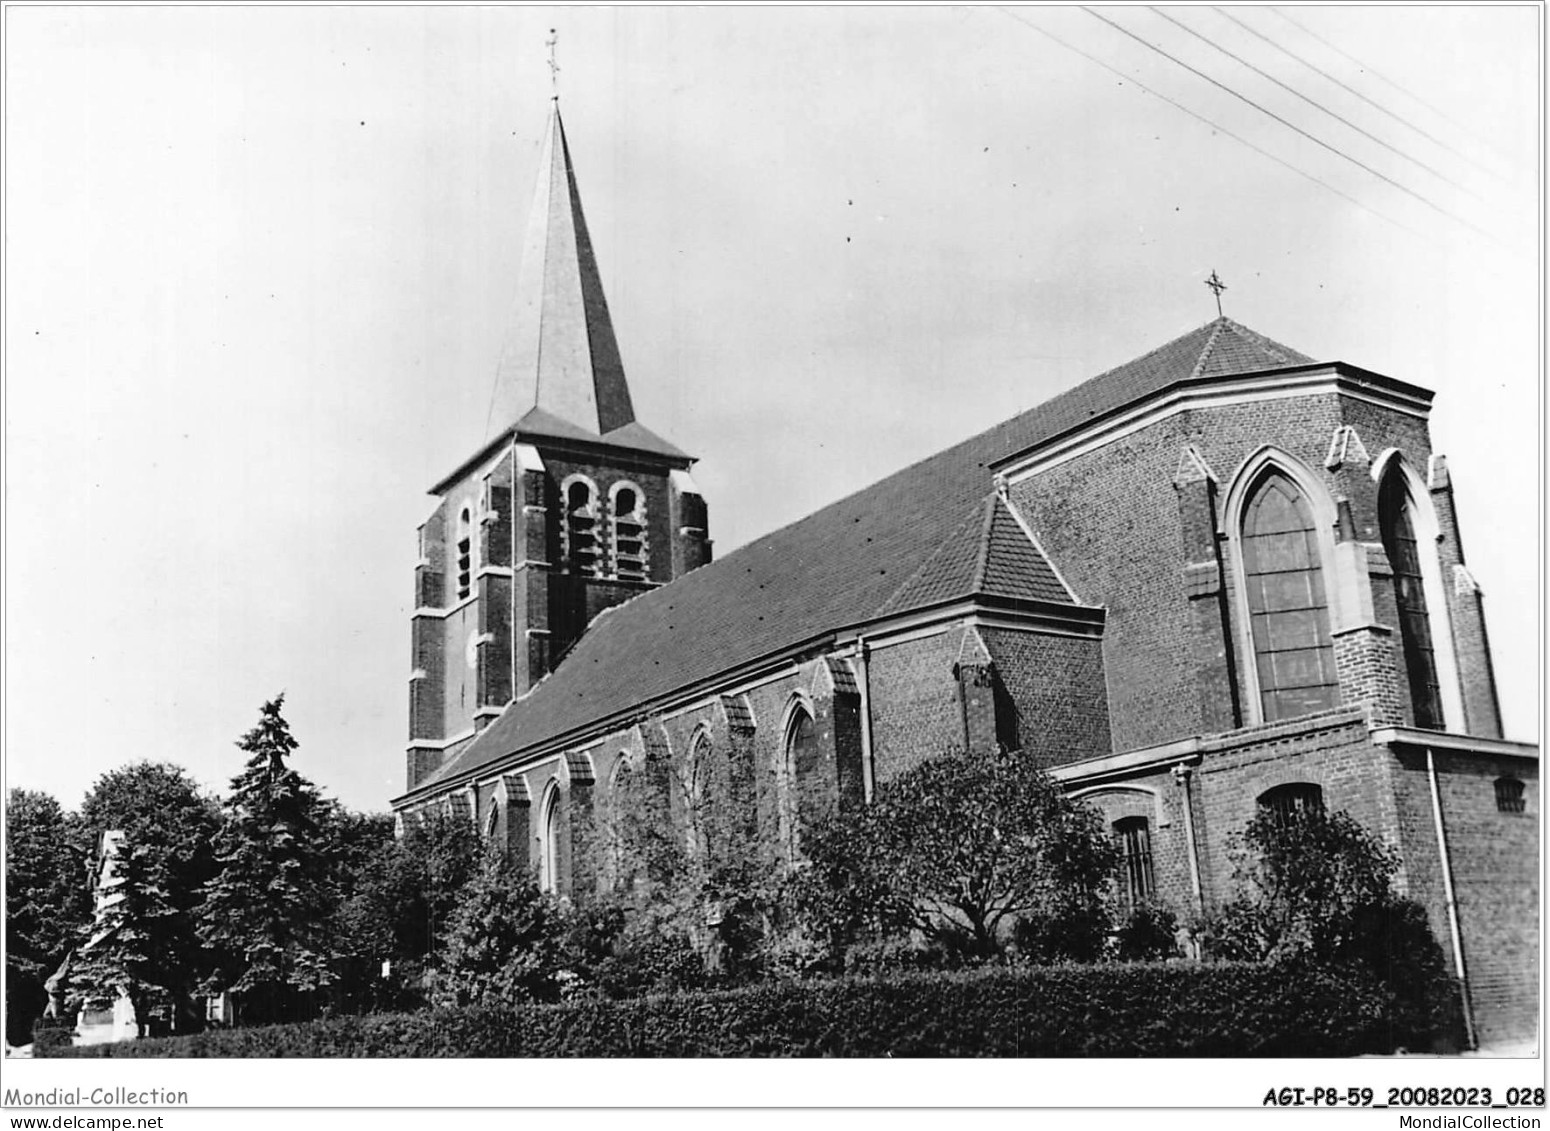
[72,762,221,1026]
[794,748,1118,963]
[4,789,90,1044]
[332,809,480,1006]
[430,859,571,1007]
[196,695,336,1023]
[67,836,180,1037]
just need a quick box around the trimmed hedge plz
[51,960,1425,1058]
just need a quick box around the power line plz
[1151,7,1480,201]
[1080,7,1499,245]
[990,7,1426,243]
[1216,7,1511,185]
[1271,6,1528,177]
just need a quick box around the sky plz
[5,6,1541,816]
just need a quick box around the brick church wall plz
[868,631,970,784]
[979,628,1110,767]
[1386,745,1539,1045]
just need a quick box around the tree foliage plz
[196,695,336,1021]
[4,789,90,1044]
[430,860,572,1007]
[332,809,480,1007]
[793,748,1118,963]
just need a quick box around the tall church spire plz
[492,104,636,437]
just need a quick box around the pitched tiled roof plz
[404,317,1317,798]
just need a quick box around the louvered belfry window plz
[566,481,600,577]
[612,486,646,581]
[1114,817,1155,908]
[1242,472,1339,722]
[456,507,473,600]
[1379,473,1444,730]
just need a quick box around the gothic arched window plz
[781,704,819,861]
[563,478,600,577]
[1113,816,1155,908]
[455,505,474,601]
[1378,471,1444,730]
[682,731,713,862]
[538,784,562,895]
[1257,782,1325,828]
[1241,471,1339,722]
[611,482,647,581]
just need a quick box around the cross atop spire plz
[489,104,637,439]
[1205,269,1227,318]
[545,28,560,100]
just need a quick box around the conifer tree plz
[197,695,335,1023]
[68,836,179,1037]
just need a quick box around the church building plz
[391,102,1538,1046]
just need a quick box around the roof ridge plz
[970,492,999,593]
[1188,318,1230,380]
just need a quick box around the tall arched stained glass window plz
[1242,471,1339,722]
[1379,471,1444,730]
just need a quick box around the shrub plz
[1197,806,1464,1051]
[52,959,1405,1058]
[28,1015,76,1057]
[1112,903,1181,962]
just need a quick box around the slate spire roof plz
[399,316,1328,801]
[491,103,637,438]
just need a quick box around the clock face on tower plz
[465,630,480,670]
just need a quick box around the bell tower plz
[407,103,711,790]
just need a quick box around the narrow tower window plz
[456,506,474,601]
[611,484,647,581]
[1241,471,1339,722]
[1378,472,1444,730]
[564,479,601,577]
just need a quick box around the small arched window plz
[1257,782,1325,828]
[564,479,600,577]
[1495,777,1526,814]
[1378,471,1444,730]
[455,505,474,600]
[538,785,562,895]
[611,484,647,581]
[1241,471,1338,722]
[485,799,500,843]
[1113,816,1155,908]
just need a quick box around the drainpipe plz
[954,664,972,753]
[856,638,875,804]
[1172,763,1206,917]
[1426,746,1478,1049]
